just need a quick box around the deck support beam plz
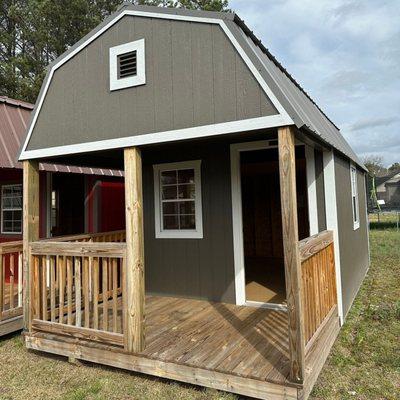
[124,147,145,353]
[278,126,305,383]
[22,160,40,332]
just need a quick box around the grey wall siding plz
[27,16,277,151]
[314,149,327,232]
[142,139,236,303]
[334,153,369,317]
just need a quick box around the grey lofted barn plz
[18,4,369,400]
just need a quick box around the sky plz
[229,0,400,166]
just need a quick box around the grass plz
[0,228,399,400]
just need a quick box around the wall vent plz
[118,51,137,79]
[110,39,146,91]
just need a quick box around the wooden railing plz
[299,230,337,345]
[29,240,126,348]
[44,230,126,244]
[0,241,23,323]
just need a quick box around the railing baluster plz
[50,256,56,322]
[102,258,108,331]
[93,257,99,330]
[41,255,47,321]
[67,256,73,325]
[83,256,90,328]
[75,257,82,327]
[18,252,23,307]
[9,254,14,309]
[59,256,65,323]
[112,258,118,333]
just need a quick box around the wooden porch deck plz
[25,295,340,400]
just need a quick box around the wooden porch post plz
[22,160,40,332]
[124,147,145,353]
[278,126,305,383]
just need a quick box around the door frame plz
[230,139,316,310]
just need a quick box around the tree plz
[0,0,229,103]
[388,162,400,173]
[362,155,386,177]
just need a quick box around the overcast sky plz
[229,0,400,166]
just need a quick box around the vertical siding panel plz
[235,53,262,120]
[152,19,174,132]
[131,17,156,136]
[117,16,138,137]
[96,22,121,138]
[171,21,194,130]
[212,25,237,124]
[191,23,214,126]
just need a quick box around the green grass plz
[0,229,398,400]
[311,228,400,400]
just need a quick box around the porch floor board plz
[26,296,340,399]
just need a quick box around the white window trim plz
[350,164,360,230]
[109,38,146,91]
[1,184,23,235]
[153,160,203,239]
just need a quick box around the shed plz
[17,5,369,399]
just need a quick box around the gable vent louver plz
[118,51,137,79]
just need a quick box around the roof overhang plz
[18,6,294,162]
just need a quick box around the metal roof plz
[0,96,122,176]
[19,4,365,170]
[115,4,365,169]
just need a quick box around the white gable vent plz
[109,39,145,91]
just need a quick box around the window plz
[153,160,203,239]
[1,184,22,234]
[350,165,360,230]
[109,39,145,91]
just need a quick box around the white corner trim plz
[19,9,293,161]
[110,38,146,91]
[153,160,203,239]
[305,145,319,236]
[350,164,360,231]
[19,114,291,160]
[323,150,344,323]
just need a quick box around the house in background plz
[17,5,369,400]
[0,96,125,336]
[376,172,400,208]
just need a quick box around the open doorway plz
[239,145,309,306]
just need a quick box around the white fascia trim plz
[20,114,291,160]
[19,9,293,161]
[305,145,319,236]
[323,150,344,323]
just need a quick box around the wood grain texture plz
[124,147,145,353]
[278,126,305,383]
[298,230,333,262]
[23,160,40,332]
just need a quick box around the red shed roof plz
[0,96,123,176]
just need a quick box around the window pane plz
[13,221,22,233]
[161,170,177,185]
[353,197,357,222]
[178,169,194,184]
[179,201,195,215]
[13,210,22,222]
[163,215,179,230]
[3,221,12,232]
[163,202,178,215]
[180,215,196,230]
[2,197,12,208]
[178,184,195,199]
[162,186,177,200]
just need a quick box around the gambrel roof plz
[19,3,364,170]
